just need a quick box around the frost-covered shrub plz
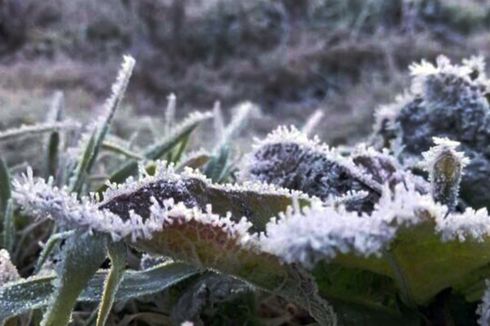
[373,55,490,208]
[4,55,490,326]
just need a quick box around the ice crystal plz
[302,109,324,136]
[0,249,19,285]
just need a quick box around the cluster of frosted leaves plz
[242,126,428,212]
[0,250,19,285]
[373,55,490,208]
[12,164,337,323]
[262,180,490,304]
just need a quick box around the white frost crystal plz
[261,183,446,266]
[0,249,20,285]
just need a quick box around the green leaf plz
[204,102,255,183]
[101,141,143,160]
[69,56,135,194]
[0,262,198,321]
[177,151,211,170]
[132,220,337,325]
[41,233,108,326]
[2,200,14,253]
[95,242,127,326]
[0,158,11,215]
[44,91,64,179]
[0,122,79,143]
[34,231,75,274]
[385,221,490,305]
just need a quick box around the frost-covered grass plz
[2,54,490,325]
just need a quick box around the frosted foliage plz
[262,184,446,266]
[67,55,135,161]
[0,250,19,285]
[374,55,490,208]
[13,168,255,245]
[478,281,490,326]
[243,126,427,212]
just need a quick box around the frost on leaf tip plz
[421,137,469,210]
[0,249,20,285]
[409,54,488,106]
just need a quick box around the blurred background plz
[1,0,490,145]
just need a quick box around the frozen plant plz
[373,55,490,209]
[3,54,490,326]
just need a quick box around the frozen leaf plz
[101,161,314,232]
[69,55,135,194]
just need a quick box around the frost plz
[12,167,256,246]
[13,168,132,241]
[164,93,177,136]
[302,109,324,136]
[100,160,316,234]
[478,280,490,326]
[261,183,446,266]
[0,121,80,142]
[67,55,135,162]
[0,249,20,285]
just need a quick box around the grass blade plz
[44,91,65,179]
[0,122,78,143]
[41,233,107,326]
[99,111,212,192]
[0,158,11,215]
[2,200,14,253]
[95,242,126,326]
[0,262,198,321]
[69,55,135,194]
